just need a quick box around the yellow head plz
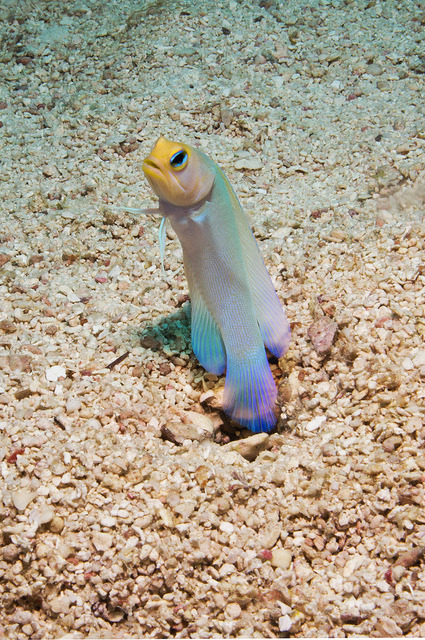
[142,137,215,207]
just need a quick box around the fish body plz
[143,137,290,432]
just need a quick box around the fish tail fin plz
[223,349,278,433]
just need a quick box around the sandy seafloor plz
[0,0,425,637]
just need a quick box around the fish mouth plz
[142,156,186,203]
[142,158,162,180]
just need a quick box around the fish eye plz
[169,149,188,171]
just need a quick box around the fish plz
[142,136,290,433]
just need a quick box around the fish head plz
[143,137,215,207]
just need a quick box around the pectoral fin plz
[184,255,226,375]
[158,216,168,280]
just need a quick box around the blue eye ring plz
[170,149,189,171]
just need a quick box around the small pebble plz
[66,397,81,413]
[93,531,114,551]
[184,410,215,435]
[226,603,242,619]
[57,284,81,303]
[305,415,326,432]
[22,624,33,637]
[49,594,70,614]
[11,611,33,625]
[413,350,425,367]
[45,324,58,335]
[271,548,292,570]
[100,515,117,528]
[0,319,17,333]
[12,489,35,511]
[2,544,20,562]
[234,157,263,171]
[402,357,414,371]
[223,432,270,461]
[49,516,65,533]
[194,465,210,487]
[33,505,54,525]
[367,62,384,75]
[219,521,234,535]
[392,565,407,581]
[308,317,337,355]
[279,614,293,632]
[46,365,67,382]
[161,421,211,445]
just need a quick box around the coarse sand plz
[0,0,425,637]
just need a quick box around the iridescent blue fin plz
[183,255,226,375]
[224,180,291,358]
[223,349,278,433]
[250,268,291,358]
